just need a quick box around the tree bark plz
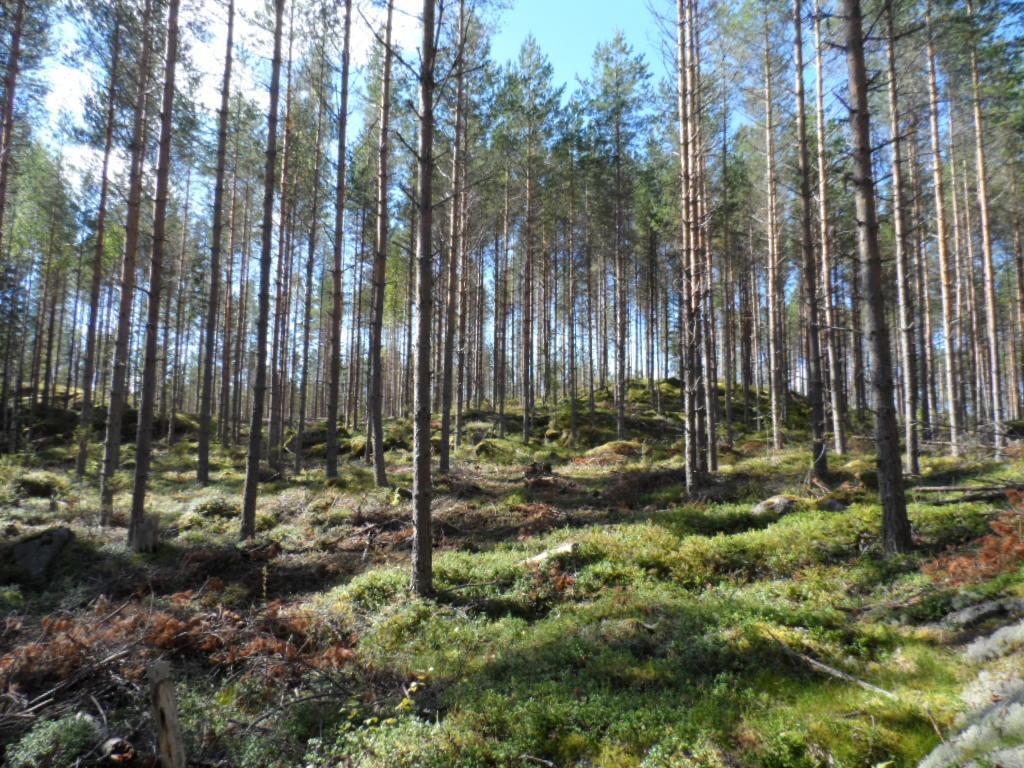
[794,0,827,478]
[295,41,326,475]
[76,20,121,477]
[326,0,352,479]
[813,0,845,455]
[965,0,1002,450]
[926,0,960,454]
[412,0,436,597]
[367,0,394,486]
[241,0,285,539]
[99,0,154,524]
[885,0,919,475]
[129,0,180,551]
[0,0,26,262]
[844,0,912,553]
[198,0,234,484]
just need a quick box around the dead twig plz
[766,629,898,700]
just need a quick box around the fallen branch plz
[767,630,898,701]
[912,485,1019,494]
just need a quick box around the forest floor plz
[2,382,1024,767]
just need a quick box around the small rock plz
[816,498,848,512]
[752,495,795,517]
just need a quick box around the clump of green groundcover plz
[193,494,239,518]
[7,714,100,768]
[14,470,69,499]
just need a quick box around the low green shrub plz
[14,470,68,499]
[7,714,99,768]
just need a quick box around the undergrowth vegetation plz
[1,393,1023,766]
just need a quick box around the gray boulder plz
[2,526,74,584]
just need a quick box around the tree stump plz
[148,661,185,768]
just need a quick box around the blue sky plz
[489,0,674,88]
[43,0,679,181]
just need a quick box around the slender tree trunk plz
[166,169,191,445]
[1015,218,1024,418]
[241,0,285,539]
[198,0,234,483]
[497,171,509,436]
[813,0,845,454]
[129,0,180,551]
[965,0,1002,450]
[76,22,121,477]
[295,42,326,475]
[412,0,437,597]
[268,13,294,472]
[367,0,394,486]
[926,0,960,454]
[326,0,352,479]
[100,0,154,524]
[219,147,239,446]
[886,0,919,474]
[763,17,784,451]
[0,0,26,260]
[844,0,911,553]
[440,0,466,473]
[794,0,827,478]
[678,0,697,490]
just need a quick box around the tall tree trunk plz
[295,42,326,474]
[813,0,845,454]
[129,0,180,551]
[100,0,155,524]
[412,0,437,597]
[885,0,919,474]
[439,0,466,473]
[198,0,234,484]
[326,0,352,479]
[0,0,25,260]
[76,21,121,477]
[219,146,239,446]
[1015,218,1024,418]
[794,0,827,478]
[241,0,285,539]
[926,0,960,454]
[844,0,912,553]
[965,0,1002,450]
[497,171,509,436]
[677,0,697,490]
[367,0,394,487]
[763,18,784,452]
[269,12,295,472]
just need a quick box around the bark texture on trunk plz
[411,0,436,597]
[129,0,181,551]
[241,0,285,539]
[844,0,912,553]
[198,0,234,484]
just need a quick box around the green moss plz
[14,470,69,498]
[7,714,99,768]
